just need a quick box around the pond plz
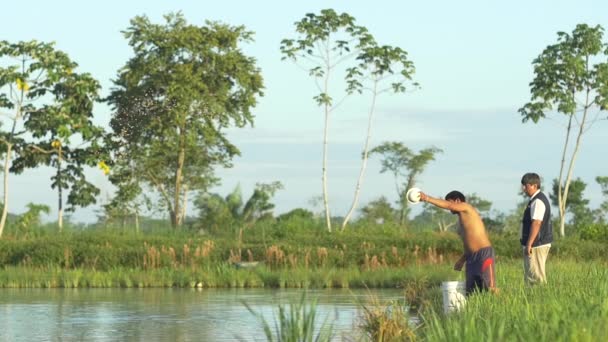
[0,288,406,341]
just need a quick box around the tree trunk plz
[181,185,188,224]
[342,80,379,230]
[399,176,416,226]
[557,114,573,237]
[57,149,63,231]
[134,209,139,233]
[172,130,186,228]
[0,144,12,237]
[322,95,332,232]
[560,94,590,237]
[557,86,590,237]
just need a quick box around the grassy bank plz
[1,224,606,274]
[0,264,457,289]
[240,259,608,341]
[418,259,608,341]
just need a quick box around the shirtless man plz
[419,190,497,295]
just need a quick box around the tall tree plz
[519,24,608,237]
[340,43,418,230]
[369,142,442,225]
[12,73,103,230]
[280,9,374,232]
[0,40,100,236]
[107,13,264,228]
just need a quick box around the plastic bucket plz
[441,281,466,313]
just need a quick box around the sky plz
[1,0,607,223]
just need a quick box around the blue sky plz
[1,0,607,222]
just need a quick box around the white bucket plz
[441,281,466,313]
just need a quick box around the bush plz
[578,223,608,241]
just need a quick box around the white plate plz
[406,187,421,204]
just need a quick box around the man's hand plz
[454,258,465,271]
[419,191,428,202]
[526,244,533,256]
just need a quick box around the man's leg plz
[523,246,537,285]
[481,255,496,291]
[524,245,550,285]
[532,245,550,283]
[465,259,478,296]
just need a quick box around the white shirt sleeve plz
[530,198,546,221]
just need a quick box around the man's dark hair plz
[521,172,541,188]
[445,190,466,202]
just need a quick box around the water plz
[0,288,405,341]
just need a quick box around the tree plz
[358,196,396,224]
[280,9,374,232]
[369,142,442,225]
[596,176,608,223]
[99,158,149,231]
[277,208,314,222]
[12,74,103,231]
[551,177,592,229]
[519,24,608,237]
[195,182,283,231]
[106,13,264,228]
[13,203,50,238]
[339,43,417,230]
[0,40,101,236]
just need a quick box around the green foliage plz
[357,297,417,341]
[551,177,593,229]
[195,182,283,232]
[578,223,608,241]
[358,196,397,224]
[243,293,334,342]
[420,261,608,341]
[0,40,102,235]
[13,203,50,238]
[281,9,419,232]
[277,208,315,222]
[106,12,264,227]
[519,24,608,237]
[595,176,608,223]
[519,24,608,122]
[369,142,442,224]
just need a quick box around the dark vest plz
[521,191,553,246]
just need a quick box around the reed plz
[357,295,418,341]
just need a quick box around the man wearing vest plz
[520,172,553,284]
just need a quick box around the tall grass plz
[243,293,334,342]
[418,260,608,341]
[0,264,457,289]
[356,294,418,341]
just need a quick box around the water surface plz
[0,288,405,341]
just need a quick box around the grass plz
[416,259,608,341]
[0,264,457,289]
[243,292,335,342]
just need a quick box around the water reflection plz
[0,288,404,341]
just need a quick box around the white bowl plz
[406,187,421,204]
